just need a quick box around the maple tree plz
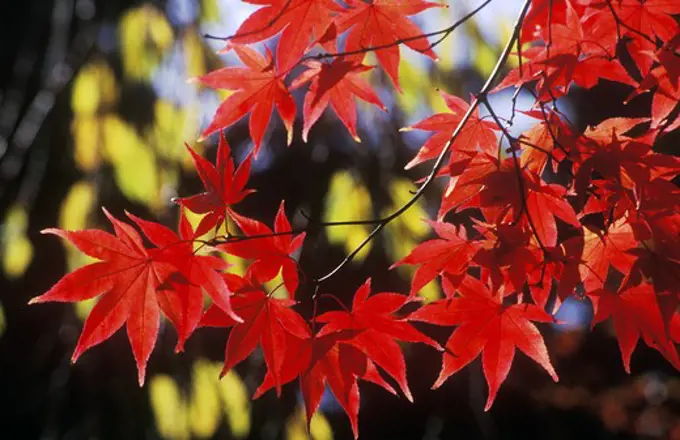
[29,0,680,437]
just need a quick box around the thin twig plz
[313,0,534,285]
[203,0,294,42]
[604,0,657,46]
[479,95,549,253]
[305,0,494,63]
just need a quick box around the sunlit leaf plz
[71,117,101,171]
[59,181,95,241]
[435,9,458,71]
[150,374,190,440]
[147,100,196,196]
[286,407,333,440]
[323,171,372,262]
[183,32,207,79]
[382,178,440,302]
[150,100,193,164]
[102,115,159,208]
[264,270,291,299]
[71,61,118,116]
[396,58,427,116]
[472,36,497,78]
[201,0,220,23]
[219,370,251,438]
[189,359,222,438]
[58,181,99,317]
[2,205,33,278]
[119,5,174,80]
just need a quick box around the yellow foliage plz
[70,61,117,171]
[150,375,190,440]
[71,61,118,116]
[71,116,101,171]
[58,181,99,316]
[102,115,159,208]
[501,20,521,68]
[219,370,251,438]
[286,407,333,440]
[75,299,97,322]
[2,205,33,278]
[119,5,174,80]
[183,32,207,79]
[429,87,450,115]
[472,37,497,78]
[324,171,373,262]
[395,58,425,116]
[201,0,220,22]
[59,181,95,233]
[434,11,457,71]
[189,360,222,438]
[382,178,440,301]
[265,271,291,299]
[149,361,252,440]
[149,99,197,164]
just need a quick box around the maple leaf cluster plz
[31,0,680,437]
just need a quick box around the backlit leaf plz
[189,359,222,438]
[286,407,333,440]
[2,206,33,278]
[323,171,372,262]
[102,116,159,208]
[71,61,118,116]
[119,5,174,79]
[382,178,440,301]
[219,370,251,438]
[150,374,189,440]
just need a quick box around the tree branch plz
[313,0,534,285]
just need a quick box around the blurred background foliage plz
[1,0,679,439]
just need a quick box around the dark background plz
[1,1,679,439]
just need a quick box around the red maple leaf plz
[521,0,585,44]
[496,0,634,100]
[401,91,499,170]
[580,0,680,76]
[252,280,442,437]
[519,109,575,176]
[524,177,580,247]
[580,219,638,292]
[230,0,344,72]
[290,58,386,142]
[391,221,481,296]
[253,330,394,438]
[174,132,254,237]
[589,284,680,372]
[218,201,305,297]
[528,236,584,310]
[627,36,680,131]
[200,272,310,394]
[126,210,241,351]
[473,221,541,294]
[437,153,500,220]
[195,44,296,152]
[315,279,442,401]
[436,153,579,246]
[334,0,442,90]
[30,209,180,386]
[409,276,558,410]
